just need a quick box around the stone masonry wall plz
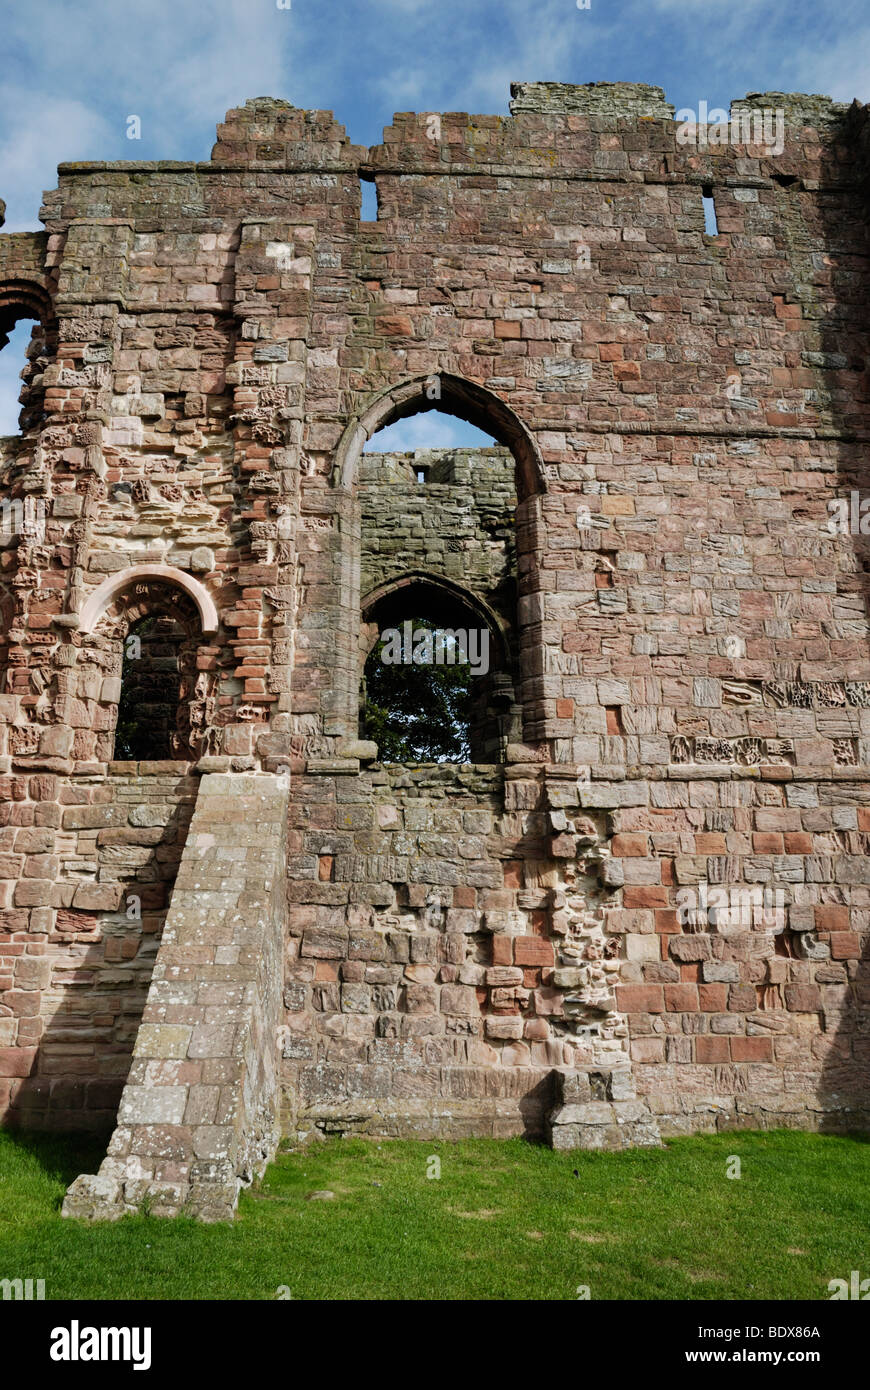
[63,772,290,1221]
[1,763,197,1129]
[0,82,867,1201]
[359,446,516,618]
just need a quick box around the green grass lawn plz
[0,1128,867,1300]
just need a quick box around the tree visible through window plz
[363,616,473,762]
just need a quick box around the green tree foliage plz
[363,617,472,762]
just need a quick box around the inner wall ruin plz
[0,81,868,1219]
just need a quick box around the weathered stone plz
[0,84,863,1214]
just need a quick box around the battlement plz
[509,80,675,118]
[0,82,868,1216]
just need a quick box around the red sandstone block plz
[784,833,813,854]
[755,808,801,831]
[655,909,679,934]
[829,933,861,960]
[814,905,849,931]
[730,1036,773,1062]
[613,361,640,381]
[857,808,870,831]
[753,832,783,853]
[375,314,413,336]
[694,833,727,854]
[555,699,574,719]
[481,891,513,910]
[514,936,554,968]
[616,984,664,1013]
[698,983,727,1010]
[503,860,523,888]
[695,1036,730,1064]
[491,937,513,966]
[665,984,698,1011]
[494,320,521,338]
[611,833,648,857]
[630,1037,665,1062]
[599,343,623,361]
[0,1047,36,1077]
[624,886,668,908]
[784,984,822,1012]
[453,886,475,908]
[729,985,758,1011]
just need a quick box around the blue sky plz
[1,0,867,438]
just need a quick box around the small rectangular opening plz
[416,468,427,484]
[702,186,718,235]
[360,176,378,222]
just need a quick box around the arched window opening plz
[0,586,14,695]
[357,399,520,764]
[326,374,545,745]
[97,577,213,762]
[0,319,38,436]
[114,613,196,760]
[0,283,54,437]
[360,579,516,764]
[363,615,474,762]
[363,412,496,455]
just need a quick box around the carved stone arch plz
[360,570,512,671]
[0,279,56,350]
[79,564,219,636]
[0,278,58,433]
[332,372,546,502]
[80,568,219,762]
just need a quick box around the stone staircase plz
[62,773,290,1222]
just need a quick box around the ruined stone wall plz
[359,446,516,614]
[1,763,197,1129]
[283,760,643,1141]
[0,83,866,1177]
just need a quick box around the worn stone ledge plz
[545,1068,662,1151]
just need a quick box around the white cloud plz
[0,96,115,231]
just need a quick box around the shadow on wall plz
[5,787,195,1133]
